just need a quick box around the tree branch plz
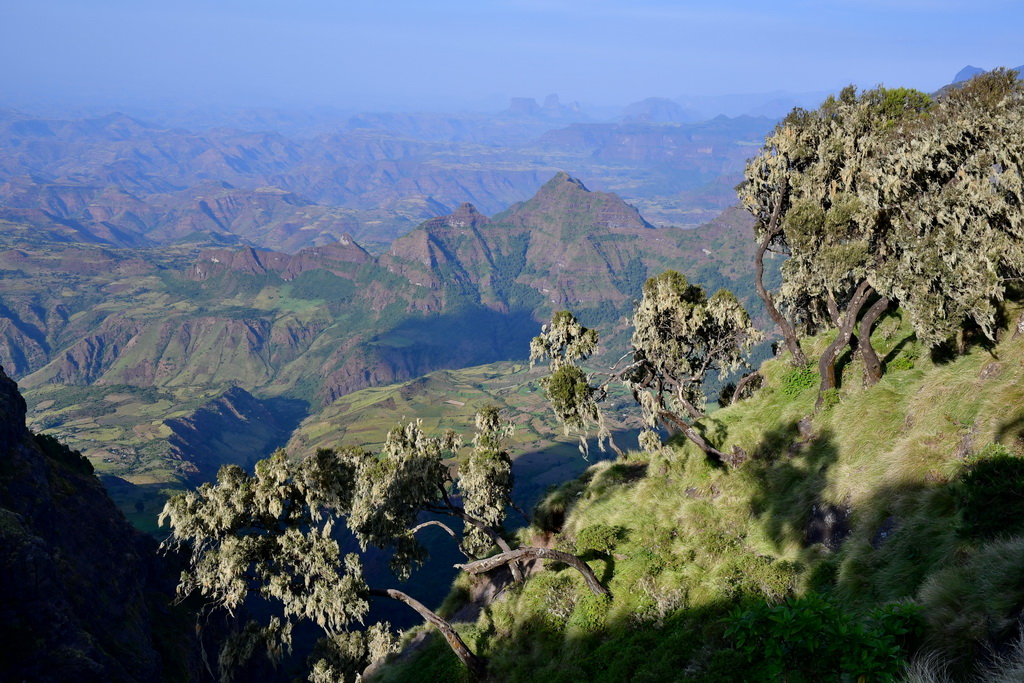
[410,521,476,560]
[369,588,487,679]
[859,296,890,387]
[754,188,808,366]
[436,486,523,583]
[816,280,873,408]
[456,547,610,597]
[731,371,762,405]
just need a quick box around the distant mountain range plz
[952,64,1024,83]
[7,173,760,496]
[0,105,775,247]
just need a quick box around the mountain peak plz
[499,172,653,233]
[953,65,986,83]
[544,171,589,192]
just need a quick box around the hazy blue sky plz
[2,0,1022,110]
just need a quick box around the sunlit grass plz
[374,306,1024,681]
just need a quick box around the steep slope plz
[0,366,186,681]
[375,305,1024,681]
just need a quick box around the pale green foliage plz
[345,421,460,580]
[218,618,293,683]
[769,86,933,334]
[870,69,1024,346]
[741,72,1024,352]
[460,405,516,555]
[159,452,368,628]
[161,411,519,680]
[627,272,761,446]
[534,273,759,454]
[530,309,599,371]
[307,623,399,683]
[530,311,610,454]
[159,450,372,678]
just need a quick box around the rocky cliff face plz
[0,366,182,681]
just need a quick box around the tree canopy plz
[532,271,759,464]
[160,409,608,681]
[739,70,1024,402]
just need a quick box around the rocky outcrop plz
[0,366,182,681]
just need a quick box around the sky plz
[2,0,1022,111]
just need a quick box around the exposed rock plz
[189,237,371,281]
[980,362,1004,380]
[805,501,853,551]
[956,421,980,459]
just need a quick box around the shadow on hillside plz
[370,307,539,371]
[996,415,1024,451]
[433,580,921,682]
[750,418,802,463]
[750,428,841,557]
[881,333,915,367]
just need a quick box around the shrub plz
[575,524,623,555]
[887,349,917,372]
[724,594,922,681]
[567,592,611,633]
[780,363,818,396]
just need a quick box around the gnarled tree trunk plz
[658,410,746,467]
[816,281,873,409]
[371,588,487,680]
[859,296,890,387]
[731,371,762,404]
[457,546,610,597]
[445,504,524,583]
[755,211,807,367]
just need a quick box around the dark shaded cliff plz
[0,365,186,681]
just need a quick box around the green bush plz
[567,592,611,633]
[887,348,918,372]
[724,594,922,681]
[716,553,798,602]
[575,524,623,555]
[780,363,818,396]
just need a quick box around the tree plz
[742,72,1024,402]
[739,86,934,401]
[160,409,608,681]
[532,271,760,465]
[869,70,1024,350]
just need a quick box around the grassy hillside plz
[286,361,640,455]
[373,303,1024,681]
